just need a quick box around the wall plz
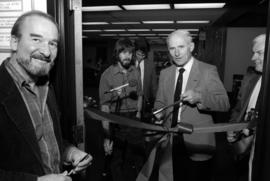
[0,0,47,64]
[224,27,266,92]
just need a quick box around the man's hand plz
[227,131,237,143]
[136,111,141,119]
[68,148,93,174]
[181,90,202,105]
[153,112,164,124]
[104,138,113,155]
[37,174,71,181]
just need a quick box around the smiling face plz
[251,34,265,73]
[10,15,59,77]
[167,31,194,66]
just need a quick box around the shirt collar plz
[112,63,135,75]
[5,57,49,90]
[175,56,194,72]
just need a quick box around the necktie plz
[171,68,185,127]
[137,61,141,75]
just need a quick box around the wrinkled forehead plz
[168,33,191,45]
[21,16,59,40]
[253,40,265,52]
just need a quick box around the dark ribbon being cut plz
[84,108,249,181]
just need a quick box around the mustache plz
[122,58,131,62]
[31,54,51,63]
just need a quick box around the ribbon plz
[84,108,249,181]
[84,108,248,134]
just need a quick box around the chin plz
[27,65,51,77]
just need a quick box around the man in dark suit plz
[154,30,230,181]
[0,11,92,181]
[227,34,265,181]
[134,37,158,121]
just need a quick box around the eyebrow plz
[30,33,59,43]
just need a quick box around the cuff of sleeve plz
[63,146,78,164]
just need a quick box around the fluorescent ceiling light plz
[103,29,126,32]
[143,21,174,24]
[83,22,108,25]
[146,37,160,39]
[100,34,117,36]
[82,6,122,12]
[83,30,102,32]
[123,4,170,10]
[177,20,210,24]
[152,29,175,31]
[82,35,88,39]
[137,34,156,36]
[158,34,169,36]
[128,29,150,32]
[119,34,136,36]
[111,22,141,25]
[179,29,199,31]
[174,3,225,9]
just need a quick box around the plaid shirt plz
[5,59,60,174]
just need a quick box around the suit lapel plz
[242,74,261,109]
[143,60,147,93]
[185,59,200,91]
[0,65,43,168]
[168,66,177,105]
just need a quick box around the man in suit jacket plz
[227,34,265,181]
[154,30,230,181]
[0,11,92,181]
[134,38,158,121]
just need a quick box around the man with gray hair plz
[227,34,265,181]
[154,30,230,181]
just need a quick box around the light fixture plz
[111,22,141,25]
[174,3,225,9]
[82,6,122,12]
[123,4,170,10]
[158,34,170,36]
[103,29,126,32]
[137,34,156,36]
[142,21,174,24]
[127,29,150,32]
[145,37,160,39]
[179,29,200,32]
[152,29,175,31]
[83,30,102,32]
[100,34,117,36]
[176,20,210,24]
[82,22,109,25]
[118,34,137,36]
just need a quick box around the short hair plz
[253,34,266,45]
[11,10,59,39]
[112,38,134,65]
[166,30,193,46]
[134,37,150,57]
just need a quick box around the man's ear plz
[10,35,18,51]
[190,42,195,52]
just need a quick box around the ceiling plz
[82,0,268,44]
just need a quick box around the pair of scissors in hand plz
[67,154,91,176]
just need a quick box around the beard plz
[119,58,131,69]
[17,53,54,77]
